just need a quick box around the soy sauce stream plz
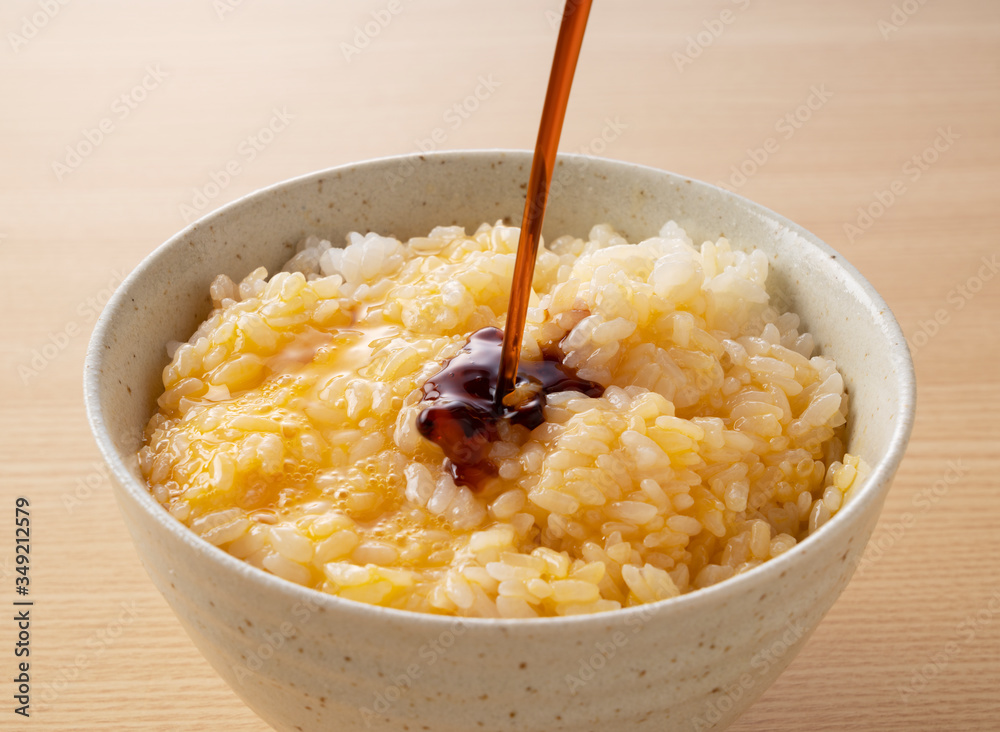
[496,0,594,406]
[417,1,596,489]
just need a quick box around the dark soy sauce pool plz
[416,327,602,489]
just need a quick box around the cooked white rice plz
[139,220,868,617]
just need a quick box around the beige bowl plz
[84,151,915,731]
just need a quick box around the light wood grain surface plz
[2,1,998,730]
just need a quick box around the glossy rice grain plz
[139,221,869,617]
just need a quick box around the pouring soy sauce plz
[416,1,597,489]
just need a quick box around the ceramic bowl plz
[84,151,915,731]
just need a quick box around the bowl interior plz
[90,150,913,516]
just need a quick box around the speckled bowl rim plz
[84,149,917,634]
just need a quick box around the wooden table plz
[2,1,997,729]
